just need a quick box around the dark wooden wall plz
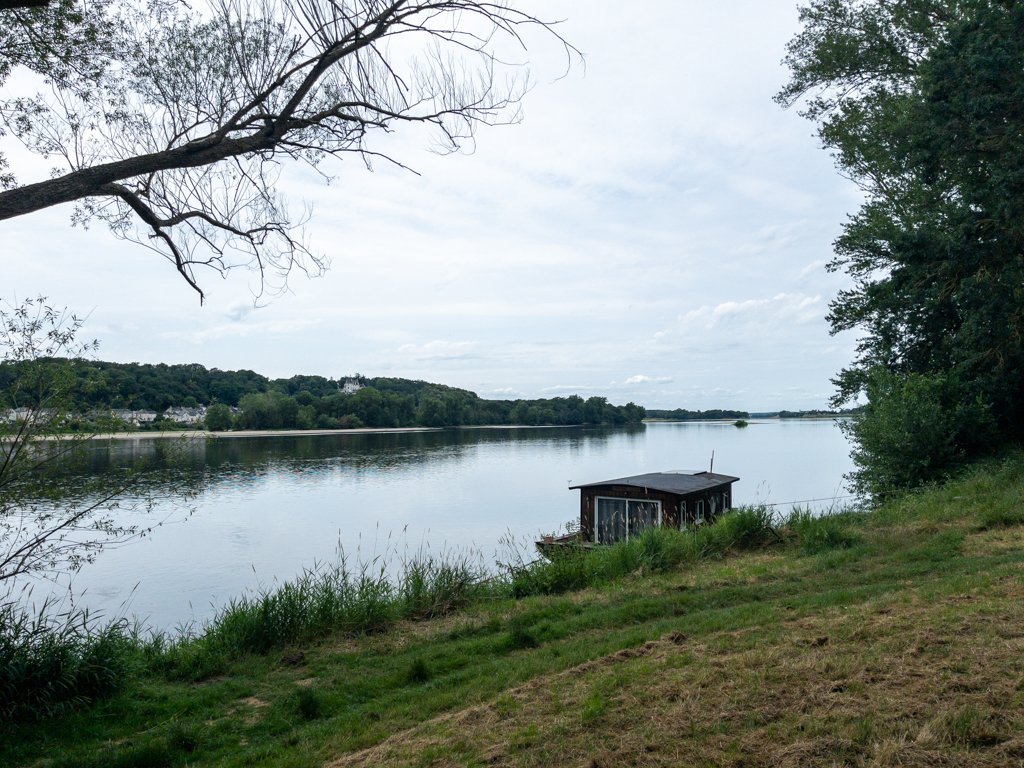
[579,483,734,542]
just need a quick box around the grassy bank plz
[4,452,1024,766]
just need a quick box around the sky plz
[3,0,864,412]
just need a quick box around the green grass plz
[5,451,1024,766]
[0,602,133,720]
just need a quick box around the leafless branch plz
[0,0,578,301]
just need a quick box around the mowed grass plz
[5,454,1024,767]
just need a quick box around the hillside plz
[4,453,1024,766]
[0,360,645,429]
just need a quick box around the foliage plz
[0,0,576,301]
[505,507,778,599]
[0,298,158,587]
[843,368,993,497]
[399,554,481,620]
[0,601,132,720]
[779,0,1024,494]
[645,408,749,421]
[0,299,196,719]
[293,686,325,721]
[0,0,114,191]
[784,507,860,555]
[203,402,232,431]
[710,505,778,551]
[0,358,648,429]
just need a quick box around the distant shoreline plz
[69,419,851,441]
[82,426,446,441]
[82,424,603,440]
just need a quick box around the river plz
[18,419,854,629]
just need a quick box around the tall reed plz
[0,600,132,719]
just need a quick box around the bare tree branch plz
[0,297,195,591]
[1,0,578,301]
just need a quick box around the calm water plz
[24,420,853,629]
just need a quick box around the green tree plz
[204,402,233,432]
[416,395,447,428]
[844,368,992,498]
[236,391,299,429]
[296,404,316,430]
[779,0,1024,491]
[237,392,277,430]
[583,396,607,425]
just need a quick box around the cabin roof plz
[569,470,739,495]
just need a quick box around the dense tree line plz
[780,0,1024,496]
[0,360,267,411]
[0,360,645,430]
[774,410,856,420]
[645,409,749,421]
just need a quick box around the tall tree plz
[0,0,574,301]
[779,0,1023,494]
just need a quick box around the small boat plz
[534,531,593,557]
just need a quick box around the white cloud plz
[799,259,829,278]
[658,293,824,339]
[623,374,674,386]
[224,301,257,322]
[395,340,481,362]
[160,317,320,344]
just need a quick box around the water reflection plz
[72,425,636,484]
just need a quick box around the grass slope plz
[6,454,1024,767]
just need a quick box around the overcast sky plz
[4,0,863,411]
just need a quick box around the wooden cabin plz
[570,470,739,544]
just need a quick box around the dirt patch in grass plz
[326,575,1024,768]
[238,695,269,725]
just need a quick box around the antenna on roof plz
[709,450,714,473]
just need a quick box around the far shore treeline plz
[645,408,749,421]
[0,359,646,430]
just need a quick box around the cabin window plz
[695,500,705,524]
[594,497,661,543]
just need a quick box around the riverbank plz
[84,425,446,440]
[5,452,1023,766]
[81,423,618,440]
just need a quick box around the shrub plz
[0,602,132,720]
[504,614,540,650]
[506,549,593,598]
[845,369,994,499]
[729,504,777,548]
[702,505,777,553]
[785,507,860,554]
[399,555,483,619]
[405,657,431,684]
[294,686,325,720]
